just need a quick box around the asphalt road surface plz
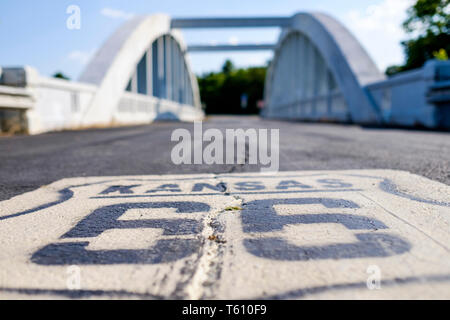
[0,116,449,299]
[1,115,449,202]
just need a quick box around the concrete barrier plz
[0,84,34,134]
[0,66,203,134]
[366,60,450,128]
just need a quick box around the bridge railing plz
[0,67,97,134]
[117,91,203,124]
[365,60,450,128]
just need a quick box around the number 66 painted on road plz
[241,198,411,260]
[31,202,209,265]
[31,198,411,265]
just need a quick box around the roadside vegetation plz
[386,0,449,75]
[197,60,267,115]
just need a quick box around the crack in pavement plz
[183,176,238,299]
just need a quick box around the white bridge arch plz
[173,12,387,124]
[80,12,384,126]
[264,12,385,123]
[79,14,202,125]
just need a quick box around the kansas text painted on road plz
[0,170,449,299]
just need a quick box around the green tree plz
[403,0,449,34]
[386,0,449,76]
[222,59,234,75]
[52,72,70,80]
[197,60,267,115]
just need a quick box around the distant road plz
[0,115,449,201]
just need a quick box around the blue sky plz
[0,0,414,80]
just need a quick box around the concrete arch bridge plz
[0,12,449,134]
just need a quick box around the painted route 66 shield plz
[0,170,449,299]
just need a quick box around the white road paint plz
[0,170,449,299]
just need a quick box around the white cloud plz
[341,0,414,71]
[67,50,94,65]
[100,8,134,20]
[228,36,239,46]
